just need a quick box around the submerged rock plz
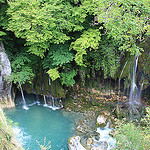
[68,136,86,150]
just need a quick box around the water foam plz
[13,127,31,146]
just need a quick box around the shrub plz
[114,107,150,150]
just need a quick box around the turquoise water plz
[5,94,79,150]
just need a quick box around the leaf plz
[0,31,6,36]
[47,68,60,81]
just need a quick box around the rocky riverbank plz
[65,84,149,150]
[65,85,119,150]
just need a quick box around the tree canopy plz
[0,0,149,86]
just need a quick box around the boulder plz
[68,136,86,150]
[97,111,111,127]
[97,115,107,125]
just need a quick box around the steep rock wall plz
[0,42,15,108]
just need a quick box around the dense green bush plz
[114,107,150,150]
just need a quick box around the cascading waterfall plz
[129,54,140,106]
[35,92,40,105]
[43,94,63,110]
[41,72,63,110]
[43,95,47,107]
[52,96,55,108]
[118,59,129,103]
[18,82,29,110]
[48,75,51,86]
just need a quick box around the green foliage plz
[61,70,77,86]
[114,107,150,150]
[70,29,101,66]
[43,44,74,69]
[7,0,87,57]
[47,68,60,81]
[86,36,121,78]
[9,51,35,85]
[50,44,74,67]
[0,0,8,41]
[0,31,6,36]
[10,66,35,85]
[1,0,149,87]
[94,0,150,55]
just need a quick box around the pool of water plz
[5,93,80,150]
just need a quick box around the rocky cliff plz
[0,42,15,108]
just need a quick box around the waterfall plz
[48,75,51,86]
[129,54,140,106]
[35,92,40,105]
[49,95,57,110]
[19,82,29,110]
[118,60,129,103]
[52,96,55,108]
[43,95,48,107]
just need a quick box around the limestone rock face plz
[0,42,15,108]
[68,136,86,150]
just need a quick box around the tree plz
[5,0,150,87]
[94,0,150,55]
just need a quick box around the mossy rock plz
[23,70,66,98]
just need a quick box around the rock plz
[78,105,82,108]
[0,42,15,108]
[104,141,108,148]
[91,146,105,150]
[66,108,71,112]
[76,125,83,132]
[86,138,93,145]
[97,115,107,125]
[97,110,111,127]
[68,136,86,150]
[123,96,127,100]
[102,110,110,116]
[73,95,77,99]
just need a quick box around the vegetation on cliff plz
[0,106,23,150]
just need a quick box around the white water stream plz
[92,122,116,150]
[18,82,29,110]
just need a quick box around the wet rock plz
[0,42,15,108]
[97,115,107,125]
[86,138,93,145]
[76,125,83,132]
[104,141,108,148]
[91,146,106,150]
[68,136,86,150]
[97,110,111,127]
[66,108,71,112]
